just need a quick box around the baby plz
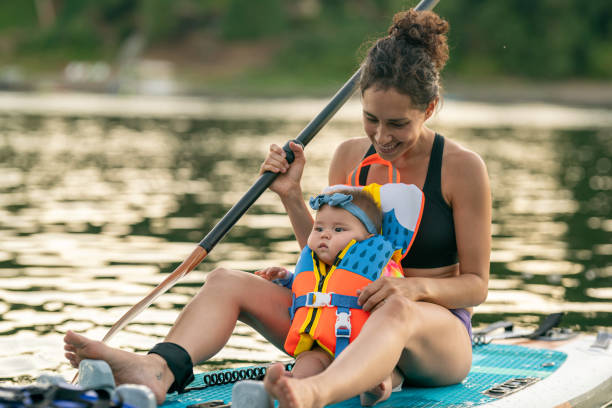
[256,188,402,405]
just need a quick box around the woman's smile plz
[375,140,402,155]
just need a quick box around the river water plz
[0,93,610,383]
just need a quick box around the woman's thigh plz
[210,269,293,350]
[167,268,292,360]
[396,301,472,386]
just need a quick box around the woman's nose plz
[375,124,391,143]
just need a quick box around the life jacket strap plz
[347,153,400,186]
[290,292,362,318]
[335,307,352,355]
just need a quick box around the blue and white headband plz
[309,193,377,235]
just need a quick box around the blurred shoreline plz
[1,69,611,110]
[444,79,612,109]
[1,90,611,131]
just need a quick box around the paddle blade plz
[102,245,208,343]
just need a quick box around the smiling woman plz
[252,7,490,407]
[60,5,490,406]
[1,1,609,407]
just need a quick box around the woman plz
[64,9,490,408]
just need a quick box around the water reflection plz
[0,102,611,383]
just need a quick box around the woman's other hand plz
[357,277,423,312]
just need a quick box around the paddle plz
[96,0,441,346]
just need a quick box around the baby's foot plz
[263,363,322,408]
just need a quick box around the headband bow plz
[309,193,377,235]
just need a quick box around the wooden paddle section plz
[102,246,208,342]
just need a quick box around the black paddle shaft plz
[199,0,440,252]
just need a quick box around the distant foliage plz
[221,0,286,40]
[438,0,612,79]
[0,0,610,80]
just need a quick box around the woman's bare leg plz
[64,268,292,404]
[64,331,173,404]
[164,267,292,358]
[263,296,472,408]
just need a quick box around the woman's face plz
[362,87,432,161]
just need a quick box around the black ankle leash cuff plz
[148,342,195,393]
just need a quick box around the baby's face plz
[307,205,370,265]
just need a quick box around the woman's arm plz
[261,142,313,248]
[280,188,313,249]
[412,148,491,308]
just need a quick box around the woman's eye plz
[390,123,406,128]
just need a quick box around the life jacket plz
[284,183,424,358]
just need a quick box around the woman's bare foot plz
[359,373,392,406]
[64,330,172,404]
[263,363,323,408]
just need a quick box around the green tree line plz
[1,0,610,85]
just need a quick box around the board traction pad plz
[160,343,567,408]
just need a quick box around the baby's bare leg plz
[291,346,333,378]
[360,368,403,406]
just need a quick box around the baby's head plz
[307,189,382,265]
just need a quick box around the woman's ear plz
[425,98,438,120]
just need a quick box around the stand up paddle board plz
[160,332,611,408]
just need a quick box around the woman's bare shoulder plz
[336,137,371,158]
[442,138,489,201]
[444,138,487,175]
[329,137,371,184]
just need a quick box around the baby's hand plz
[255,267,289,281]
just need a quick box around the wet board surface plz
[160,336,611,408]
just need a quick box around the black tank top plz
[356,134,458,268]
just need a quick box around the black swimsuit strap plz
[422,133,444,196]
[358,145,378,186]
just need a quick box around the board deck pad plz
[160,344,567,408]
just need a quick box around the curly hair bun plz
[389,9,449,71]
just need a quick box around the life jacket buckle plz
[306,292,333,308]
[335,310,352,338]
